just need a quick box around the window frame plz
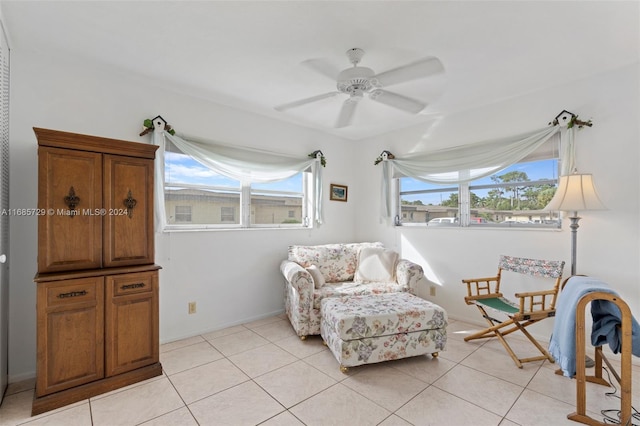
[163,148,314,231]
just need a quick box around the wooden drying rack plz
[560,291,633,426]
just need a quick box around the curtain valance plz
[165,133,319,183]
[385,125,560,184]
[379,124,573,220]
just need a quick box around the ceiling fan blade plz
[275,92,340,111]
[373,57,444,87]
[369,90,426,114]
[335,99,358,128]
[301,58,341,81]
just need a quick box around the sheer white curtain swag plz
[166,133,317,183]
[380,125,562,220]
[151,130,167,231]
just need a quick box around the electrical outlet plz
[429,286,437,297]
[188,302,197,314]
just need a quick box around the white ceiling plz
[2,1,638,140]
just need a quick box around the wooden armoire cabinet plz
[33,128,162,415]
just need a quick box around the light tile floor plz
[1,314,638,426]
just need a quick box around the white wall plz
[354,64,640,340]
[8,49,360,381]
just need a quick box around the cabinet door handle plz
[63,186,80,217]
[57,290,87,299]
[123,190,137,219]
[121,283,145,290]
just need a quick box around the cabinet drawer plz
[110,272,154,297]
[45,280,100,308]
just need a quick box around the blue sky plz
[165,151,302,191]
[401,159,558,205]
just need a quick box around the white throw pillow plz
[306,265,325,289]
[355,247,398,283]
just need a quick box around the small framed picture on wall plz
[330,184,348,202]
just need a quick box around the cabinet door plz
[105,271,159,376]
[103,155,154,267]
[36,277,104,397]
[38,147,102,273]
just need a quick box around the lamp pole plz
[569,212,581,276]
[568,210,594,367]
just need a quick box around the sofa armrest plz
[280,260,314,294]
[396,259,424,292]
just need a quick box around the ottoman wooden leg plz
[431,352,439,358]
[340,365,349,374]
[299,335,307,341]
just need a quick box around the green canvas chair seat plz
[475,297,520,314]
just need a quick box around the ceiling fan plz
[275,48,444,128]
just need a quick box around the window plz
[250,176,304,226]
[400,179,459,225]
[220,206,235,222]
[398,157,561,228]
[164,146,311,229]
[174,206,192,222]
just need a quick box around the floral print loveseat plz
[280,242,424,338]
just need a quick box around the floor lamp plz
[545,173,606,368]
[545,173,607,275]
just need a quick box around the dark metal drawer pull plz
[121,283,145,290]
[123,190,137,219]
[58,290,87,299]
[64,186,80,218]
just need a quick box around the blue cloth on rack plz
[591,297,640,356]
[548,276,616,377]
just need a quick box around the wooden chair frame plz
[462,255,565,368]
[562,291,633,426]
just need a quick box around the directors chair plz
[462,255,565,368]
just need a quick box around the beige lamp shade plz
[545,174,607,212]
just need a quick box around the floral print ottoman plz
[320,292,447,372]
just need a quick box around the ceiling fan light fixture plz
[350,88,365,100]
[336,66,375,93]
